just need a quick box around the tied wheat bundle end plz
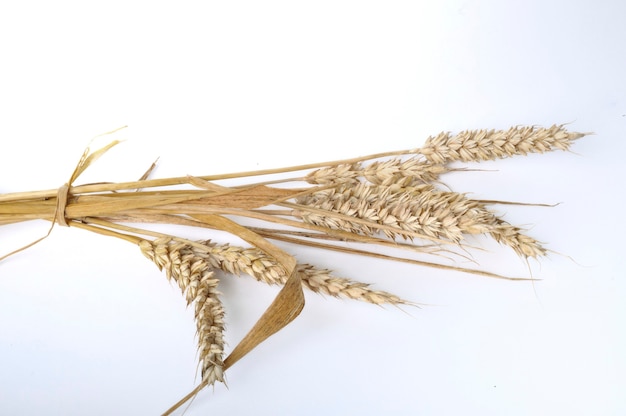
[0,124,586,414]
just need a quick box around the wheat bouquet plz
[0,125,584,414]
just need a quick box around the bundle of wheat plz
[0,124,585,414]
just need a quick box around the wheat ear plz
[296,264,410,305]
[139,238,226,385]
[420,124,586,163]
[201,242,409,305]
[306,159,447,187]
[293,183,484,241]
[293,183,545,257]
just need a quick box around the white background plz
[1,1,625,415]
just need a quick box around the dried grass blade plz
[162,215,305,414]
[162,265,303,415]
[224,268,304,367]
[191,215,291,267]
[249,230,529,281]
[68,139,122,184]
